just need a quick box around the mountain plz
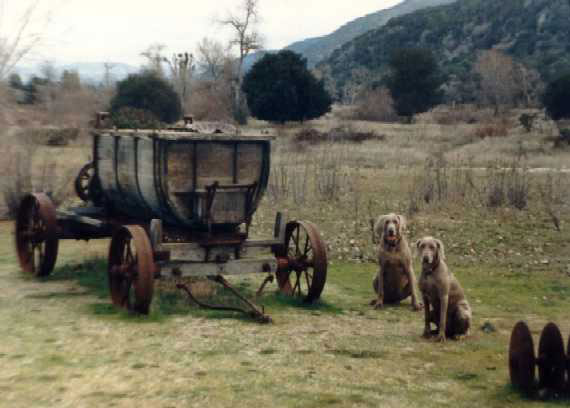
[15,62,139,84]
[243,0,457,70]
[285,0,457,67]
[318,0,570,98]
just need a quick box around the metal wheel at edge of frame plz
[15,193,59,277]
[537,322,566,391]
[509,321,536,392]
[108,225,155,314]
[276,221,327,303]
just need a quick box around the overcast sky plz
[1,0,402,67]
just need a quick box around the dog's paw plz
[374,302,384,310]
[435,334,446,343]
[412,303,423,312]
[422,329,432,339]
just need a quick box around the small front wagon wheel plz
[276,221,327,303]
[15,193,59,277]
[108,226,154,314]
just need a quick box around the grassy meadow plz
[0,111,569,407]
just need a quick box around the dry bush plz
[406,153,477,214]
[537,172,569,231]
[1,133,74,218]
[406,150,532,213]
[471,117,512,139]
[267,143,355,204]
[417,105,493,125]
[291,125,384,150]
[189,81,233,122]
[350,88,398,122]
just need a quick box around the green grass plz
[0,164,569,407]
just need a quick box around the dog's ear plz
[397,214,407,232]
[435,239,446,261]
[414,238,423,256]
[373,215,387,238]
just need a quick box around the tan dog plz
[370,213,421,311]
[416,237,471,342]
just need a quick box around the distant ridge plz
[285,0,456,67]
[244,0,456,70]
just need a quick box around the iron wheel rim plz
[15,193,58,277]
[276,221,327,303]
[108,225,154,314]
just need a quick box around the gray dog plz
[416,236,472,342]
[370,213,421,311]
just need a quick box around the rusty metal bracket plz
[176,276,272,323]
[256,274,274,297]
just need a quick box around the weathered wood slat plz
[94,131,271,228]
[157,258,276,278]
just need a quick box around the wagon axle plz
[509,321,570,398]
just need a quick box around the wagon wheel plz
[74,162,94,202]
[537,322,566,391]
[276,221,327,303]
[15,193,59,277]
[108,226,154,314]
[509,321,536,391]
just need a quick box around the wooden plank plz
[157,258,276,278]
[99,130,275,142]
[160,242,241,262]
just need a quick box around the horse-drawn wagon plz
[15,113,327,321]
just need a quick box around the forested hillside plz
[318,0,570,100]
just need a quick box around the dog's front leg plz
[373,264,385,309]
[407,262,422,311]
[436,294,449,343]
[422,295,431,338]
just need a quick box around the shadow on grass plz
[37,257,344,323]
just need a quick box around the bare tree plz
[0,0,50,80]
[140,43,166,76]
[164,52,194,112]
[218,0,262,121]
[196,37,228,81]
[473,50,518,114]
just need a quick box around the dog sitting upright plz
[370,213,421,311]
[416,237,472,342]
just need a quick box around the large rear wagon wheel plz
[276,221,327,303]
[15,193,59,277]
[108,226,154,314]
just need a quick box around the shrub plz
[110,107,163,129]
[543,72,570,121]
[386,48,444,119]
[110,72,181,124]
[242,50,332,123]
[351,88,398,122]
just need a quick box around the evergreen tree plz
[242,50,331,123]
[385,48,444,119]
[110,72,182,124]
[543,72,570,121]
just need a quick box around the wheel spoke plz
[292,272,301,296]
[303,236,310,256]
[304,270,312,291]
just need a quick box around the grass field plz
[1,115,569,407]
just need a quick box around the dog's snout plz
[422,254,431,263]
